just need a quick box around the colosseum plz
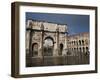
[26,20,90,67]
[67,32,89,55]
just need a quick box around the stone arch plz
[86,47,89,55]
[79,47,81,52]
[74,41,75,45]
[82,40,84,45]
[59,43,64,55]
[74,48,76,51]
[83,47,85,53]
[43,36,54,56]
[72,41,73,45]
[86,47,89,51]
[32,43,38,56]
[77,48,78,52]
[44,36,54,44]
[79,40,81,45]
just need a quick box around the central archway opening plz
[43,36,54,56]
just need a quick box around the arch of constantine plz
[26,20,68,57]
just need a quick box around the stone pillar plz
[26,30,30,54]
[29,22,33,57]
[85,46,87,53]
[38,23,44,58]
[38,32,43,57]
[53,27,59,56]
[63,25,68,56]
[26,20,31,53]
[62,33,68,55]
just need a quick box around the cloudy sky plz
[26,12,89,35]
